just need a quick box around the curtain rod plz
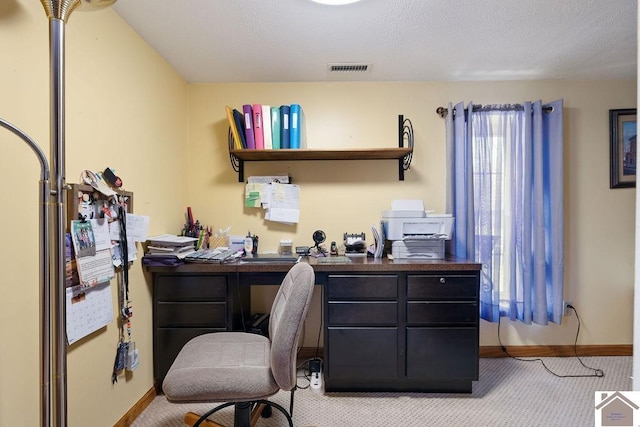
[436,104,553,118]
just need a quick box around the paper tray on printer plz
[391,240,445,259]
[384,215,454,241]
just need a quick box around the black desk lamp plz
[1,1,116,426]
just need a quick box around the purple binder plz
[242,104,256,149]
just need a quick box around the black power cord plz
[497,304,604,378]
[296,286,325,389]
[296,357,312,389]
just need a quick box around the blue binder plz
[280,105,290,149]
[289,104,302,149]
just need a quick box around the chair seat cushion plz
[162,332,279,403]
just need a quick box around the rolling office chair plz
[163,262,315,427]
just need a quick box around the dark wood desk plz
[147,257,481,393]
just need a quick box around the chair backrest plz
[268,262,315,391]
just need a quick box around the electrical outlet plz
[564,301,573,316]
[309,358,322,374]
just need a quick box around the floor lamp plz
[1,1,116,426]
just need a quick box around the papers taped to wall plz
[245,175,300,224]
[265,183,300,223]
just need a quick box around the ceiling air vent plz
[328,63,371,73]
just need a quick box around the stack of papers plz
[145,234,198,259]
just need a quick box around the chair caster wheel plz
[261,405,272,418]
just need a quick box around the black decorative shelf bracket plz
[398,114,414,180]
[228,128,241,177]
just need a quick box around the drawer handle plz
[440,277,446,284]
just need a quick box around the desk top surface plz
[145,255,481,274]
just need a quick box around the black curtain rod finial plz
[436,107,448,118]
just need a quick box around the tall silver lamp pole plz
[0,1,116,426]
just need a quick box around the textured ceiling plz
[112,0,637,83]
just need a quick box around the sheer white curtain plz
[445,100,564,324]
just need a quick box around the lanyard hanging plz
[112,197,134,383]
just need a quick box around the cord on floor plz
[296,356,324,389]
[497,304,605,378]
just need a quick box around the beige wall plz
[0,2,187,426]
[0,2,636,426]
[188,80,636,351]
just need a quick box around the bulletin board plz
[65,183,134,344]
[67,183,133,224]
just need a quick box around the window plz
[446,100,564,324]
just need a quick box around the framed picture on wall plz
[610,108,637,188]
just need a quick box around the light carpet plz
[132,356,631,427]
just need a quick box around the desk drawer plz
[156,302,227,327]
[406,327,478,380]
[156,275,227,301]
[327,327,398,380]
[407,275,477,300]
[328,301,397,326]
[327,275,398,300]
[407,301,477,325]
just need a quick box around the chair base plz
[185,412,224,427]
[185,400,293,427]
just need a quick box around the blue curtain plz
[445,100,564,324]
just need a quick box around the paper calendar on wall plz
[66,282,113,345]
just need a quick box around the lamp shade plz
[40,0,116,21]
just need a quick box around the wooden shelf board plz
[230,147,412,161]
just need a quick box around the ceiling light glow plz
[310,0,361,5]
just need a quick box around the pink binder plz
[252,104,264,149]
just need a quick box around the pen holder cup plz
[210,236,227,250]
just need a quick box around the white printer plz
[381,200,454,259]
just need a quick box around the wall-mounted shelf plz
[228,115,413,182]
